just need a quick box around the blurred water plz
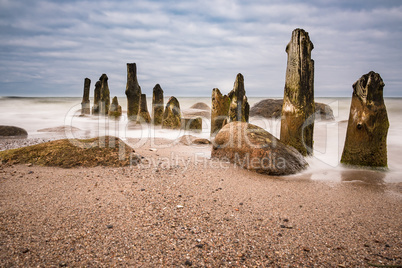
[0,96,401,184]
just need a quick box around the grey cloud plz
[0,0,401,97]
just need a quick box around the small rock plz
[177,205,184,209]
[195,244,203,248]
[184,259,192,266]
[28,171,34,174]
[283,218,289,222]
[21,248,29,253]
[59,262,67,267]
[106,224,113,229]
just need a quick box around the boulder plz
[179,135,211,146]
[190,102,210,110]
[152,84,164,125]
[162,97,181,129]
[211,122,308,176]
[341,71,389,167]
[181,117,202,132]
[37,126,81,133]
[228,73,249,123]
[125,63,142,121]
[81,78,91,115]
[0,126,28,138]
[280,28,315,156]
[0,136,135,168]
[109,96,122,118]
[137,94,151,123]
[250,99,334,120]
[182,108,210,118]
[99,74,110,115]
[211,88,230,136]
[92,80,101,115]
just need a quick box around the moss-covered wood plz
[280,28,315,156]
[137,94,151,123]
[211,88,230,136]
[0,136,135,168]
[125,63,142,121]
[162,97,181,129]
[108,96,122,118]
[152,84,164,125]
[341,71,389,167]
[99,74,110,116]
[92,80,101,115]
[228,73,249,123]
[81,78,91,115]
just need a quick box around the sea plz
[1,96,401,185]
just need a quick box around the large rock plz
[250,99,334,120]
[211,88,230,136]
[108,96,122,118]
[179,135,211,146]
[92,80,101,115]
[182,108,210,118]
[99,74,110,115]
[341,71,389,167]
[152,84,164,125]
[190,102,210,110]
[81,78,91,115]
[0,126,28,138]
[183,102,211,118]
[228,73,249,123]
[162,97,181,129]
[137,94,151,123]
[211,122,308,175]
[280,28,315,156]
[125,63,142,121]
[0,136,135,168]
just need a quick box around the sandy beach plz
[0,138,401,267]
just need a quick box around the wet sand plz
[0,138,401,267]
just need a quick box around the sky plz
[0,0,401,97]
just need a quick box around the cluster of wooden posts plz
[80,28,389,168]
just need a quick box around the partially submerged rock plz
[99,74,110,115]
[109,96,122,118]
[137,94,151,123]
[179,135,211,146]
[212,122,308,176]
[190,102,210,111]
[182,108,210,119]
[162,97,181,129]
[280,28,315,156]
[81,78,91,115]
[250,99,334,120]
[0,136,135,168]
[341,71,389,167]
[152,84,164,125]
[37,126,81,133]
[211,88,230,136]
[125,63,142,121]
[0,126,28,138]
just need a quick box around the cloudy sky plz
[0,0,401,97]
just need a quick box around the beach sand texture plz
[0,138,401,267]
